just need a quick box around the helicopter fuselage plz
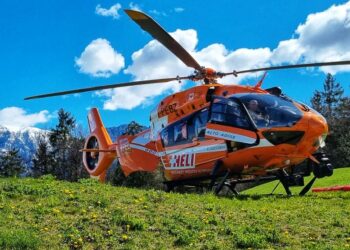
[113,84,327,182]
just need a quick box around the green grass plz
[0,169,349,249]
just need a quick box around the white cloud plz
[95,3,122,19]
[0,107,52,131]
[100,29,195,110]
[129,2,141,11]
[75,38,125,78]
[174,7,184,13]
[99,29,271,110]
[149,9,167,16]
[271,1,350,73]
[96,1,350,110]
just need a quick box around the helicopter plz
[25,9,350,196]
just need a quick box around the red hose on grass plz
[312,185,350,192]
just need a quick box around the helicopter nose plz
[308,112,328,147]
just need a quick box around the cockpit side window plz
[210,98,253,130]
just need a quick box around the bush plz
[105,162,164,189]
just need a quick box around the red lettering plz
[186,155,191,167]
[175,155,181,167]
[191,154,194,166]
[180,154,185,166]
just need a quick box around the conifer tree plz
[32,135,54,177]
[311,73,350,167]
[48,109,88,181]
[0,148,23,177]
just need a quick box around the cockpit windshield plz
[233,93,303,128]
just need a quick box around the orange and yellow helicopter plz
[26,10,350,195]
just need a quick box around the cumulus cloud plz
[100,29,195,110]
[95,3,122,19]
[75,38,125,77]
[99,29,272,110]
[129,2,141,11]
[271,1,350,73]
[0,107,52,131]
[96,1,350,110]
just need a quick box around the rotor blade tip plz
[124,9,147,20]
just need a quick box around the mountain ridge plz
[0,124,138,173]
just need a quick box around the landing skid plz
[163,152,333,196]
[163,172,278,196]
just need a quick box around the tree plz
[311,73,350,167]
[0,148,24,177]
[124,121,143,136]
[32,135,54,177]
[48,109,88,181]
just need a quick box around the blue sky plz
[0,0,349,131]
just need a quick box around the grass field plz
[0,168,350,249]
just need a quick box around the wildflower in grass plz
[82,209,87,213]
[91,213,98,219]
[52,208,61,214]
[44,227,49,231]
[122,234,129,241]
[107,230,113,235]
[143,205,148,209]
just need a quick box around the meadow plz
[0,168,349,249]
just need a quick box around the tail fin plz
[82,108,117,178]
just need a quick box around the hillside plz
[1,169,350,249]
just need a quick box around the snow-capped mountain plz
[107,125,129,141]
[0,126,48,168]
[0,124,147,172]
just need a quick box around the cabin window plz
[174,122,188,142]
[194,109,208,137]
[160,108,209,147]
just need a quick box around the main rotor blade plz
[125,9,202,71]
[25,76,189,100]
[223,60,350,76]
